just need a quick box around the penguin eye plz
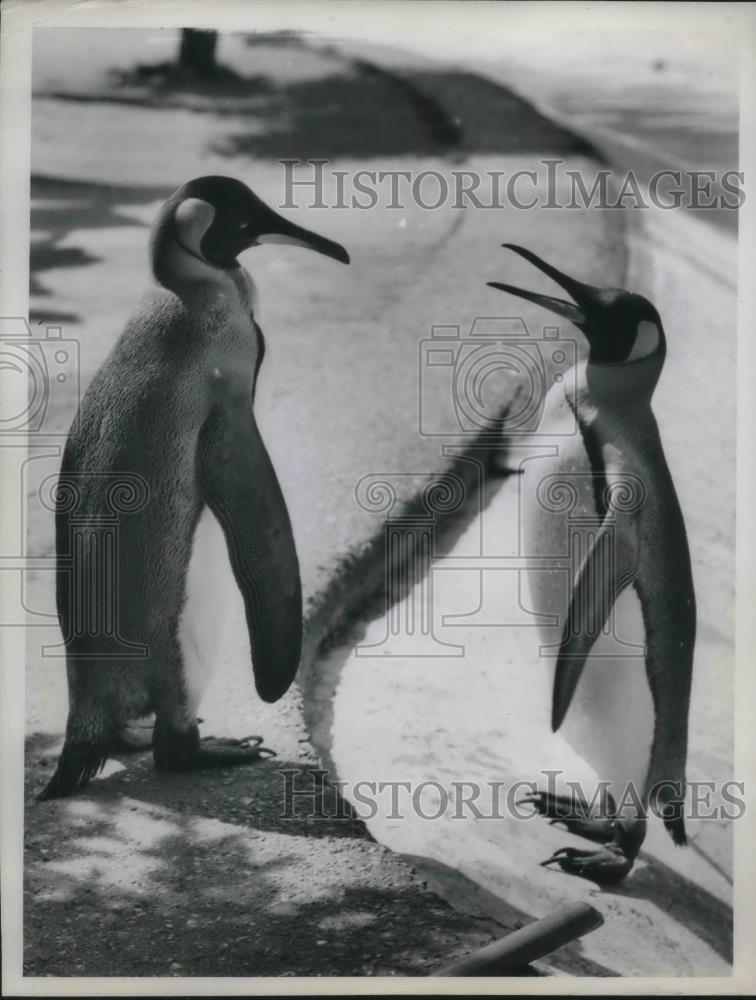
[239,221,251,231]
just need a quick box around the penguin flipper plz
[196,379,303,704]
[552,515,638,731]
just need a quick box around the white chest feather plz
[521,382,655,801]
[555,588,654,802]
[178,506,246,716]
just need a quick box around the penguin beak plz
[487,245,588,327]
[255,215,350,265]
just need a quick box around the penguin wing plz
[551,512,639,731]
[196,376,302,703]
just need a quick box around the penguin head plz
[487,246,666,395]
[150,176,349,285]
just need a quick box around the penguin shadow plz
[112,756,376,843]
[304,645,735,976]
[600,849,733,965]
[300,468,734,972]
[30,174,174,323]
[26,730,370,843]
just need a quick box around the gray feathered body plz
[43,272,301,797]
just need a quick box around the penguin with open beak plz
[489,245,695,882]
[39,176,349,799]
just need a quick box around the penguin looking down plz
[39,176,349,800]
[489,245,695,882]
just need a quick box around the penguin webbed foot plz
[518,790,616,843]
[541,844,634,883]
[536,809,645,883]
[153,722,277,772]
[193,733,277,767]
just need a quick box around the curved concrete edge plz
[293,60,634,976]
[298,420,506,681]
[624,199,737,294]
[471,60,738,288]
[294,41,634,692]
[296,51,737,973]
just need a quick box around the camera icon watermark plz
[353,454,487,658]
[40,470,151,658]
[0,317,80,436]
[419,317,578,438]
[517,460,648,658]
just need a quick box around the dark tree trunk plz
[178,29,218,75]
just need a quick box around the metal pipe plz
[436,902,604,976]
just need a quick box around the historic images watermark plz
[1,316,150,655]
[279,768,747,823]
[418,316,577,438]
[279,158,746,212]
[0,317,80,436]
[353,311,648,660]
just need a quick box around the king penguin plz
[488,245,696,881]
[39,176,349,800]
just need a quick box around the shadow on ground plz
[30,176,173,324]
[310,616,733,974]
[36,34,599,163]
[212,59,598,163]
[26,733,504,977]
[304,449,734,975]
[614,855,733,965]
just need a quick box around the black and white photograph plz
[1,0,755,992]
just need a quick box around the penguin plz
[488,245,695,881]
[39,176,349,800]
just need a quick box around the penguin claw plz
[198,734,276,756]
[519,789,616,842]
[238,734,264,747]
[238,735,277,758]
[541,845,633,883]
[548,816,616,842]
[190,736,277,767]
[517,790,591,819]
[200,734,264,747]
